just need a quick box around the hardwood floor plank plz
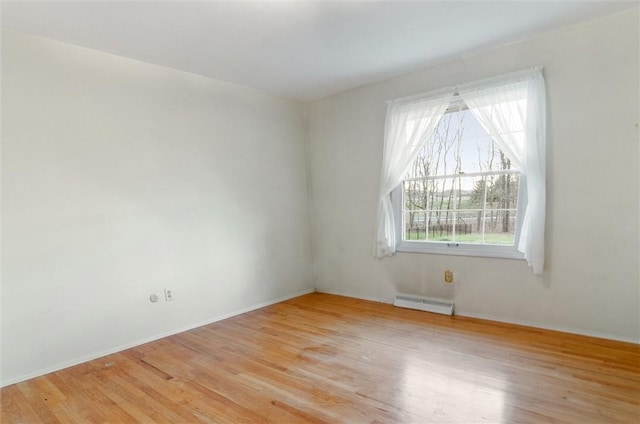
[0,385,43,424]
[2,293,639,423]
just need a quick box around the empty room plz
[1,1,639,423]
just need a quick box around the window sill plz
[396,241,524,260]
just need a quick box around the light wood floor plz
[2,293,639,423]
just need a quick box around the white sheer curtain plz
[458,67,546,273]
[375,90,453,257]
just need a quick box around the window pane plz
[452,211,483,244]
[404,180,428,211]
[485,174,520,210]
[483,141,518,172]
[431,112,463,175]
[427,176,485,211]
[483,210,517,245]
[456,110,493,174]
[427,178,459,212]
[459,109,488,139]
[459,175,485,209]
[404,211,427,241]
[427,211,455,242]
[468,175,488,209]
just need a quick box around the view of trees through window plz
[402,106,520,245]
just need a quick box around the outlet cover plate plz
[164,289,174,301]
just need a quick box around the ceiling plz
[2,1,638,101]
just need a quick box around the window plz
[393,104,524,259]
[376,68,546,273]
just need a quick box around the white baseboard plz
[316,289,639,345]
[0,288,316,388]
[314,288,389,304]
[456,310,640,345]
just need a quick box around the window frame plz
[392,104,527,260]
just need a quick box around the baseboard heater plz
[394,294,454,316]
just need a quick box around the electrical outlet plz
[444,270,454,283]
[164,289,174,301]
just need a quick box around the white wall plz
[1,31,313,385]
[307,9,639,342]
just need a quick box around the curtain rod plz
[387,66,543,106]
